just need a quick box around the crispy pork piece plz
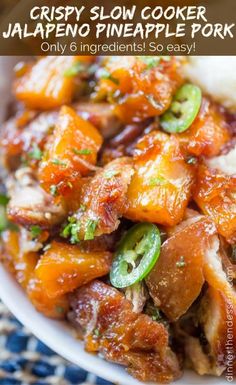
[0,102,121,171]
[7,168,66,229]
[0,229,69,320]
[125,131,195,226]
[174,226,236,377]
[0,229,38,289]
[70,280,182,384]
[178,98,230,157]
[185,283,236,377]
[72,157,134,239]
[101,120,155,165]
[0,110,37,170]
[146,217,215,321]
[38,106,102,195]
[198,286,236,377]
[184,336,213,376]
[35,240,112,298]
[27,277,69,319]
[194,164,236,243]
[95,56,183,123]
[14,57,81,109]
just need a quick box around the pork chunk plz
[70,280,182,384]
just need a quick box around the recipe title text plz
[2,5,235,40]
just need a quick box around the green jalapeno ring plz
[160,84,202,134]
[110,223,161,289]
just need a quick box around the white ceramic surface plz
[0,57,228,385]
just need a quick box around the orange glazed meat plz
[38,106,102,195]
[194,164,236,243]
[27,277,69,319]
[14,57,81,109]
[178,98,230,157]
[0,229,38,289]
[0,103,120,171]
[0,230,69,319]
[199,286,236,376]
[146,217,215,321]
[96,56,183,123]
[35,241,112,298]
[125,132,195,226]
[70,280,182,383]
[74,157,134,238]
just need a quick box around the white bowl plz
[0,57,227,385]
[0,266,225,385]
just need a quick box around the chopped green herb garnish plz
[70,223,81,244]
[20,156,29,167]
[52,159,67,167]
[139,56,170,70]
[61,217,81,244]
[93,328,100,337]
[0,196,18,233]
[176,256,186,268]
[80,204,86,212]
[29,143,43,161]
[73,148,92,155]
[152,308,162,321]
[30,225,42,239]
[50,185,58,197]
[147,177,166,186]
[0,194,9,206]
[139,56,161,69]
[145,303,162,321]
[0,206,8,232]
[186,156,197,165]
[67,181,73,189]
[84,219,98,241]
[104,170,120,179]
[61,216,76,237]
[100,68,119,85]
[64,62,86,77]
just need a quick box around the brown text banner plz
[0,0,235,55]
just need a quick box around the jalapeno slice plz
[160,84,202,133]
[110,223,161,289]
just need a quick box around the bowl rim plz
[0,265,227,385]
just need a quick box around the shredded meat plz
[124,281,148,313]
[70,280,182,384]
[7,168,66,228]
[173,225,236,377]
[184,336,213,375]
[198,286,236,376]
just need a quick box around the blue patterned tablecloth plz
[0,302,113,385]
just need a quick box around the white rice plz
[183,56,236,112]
